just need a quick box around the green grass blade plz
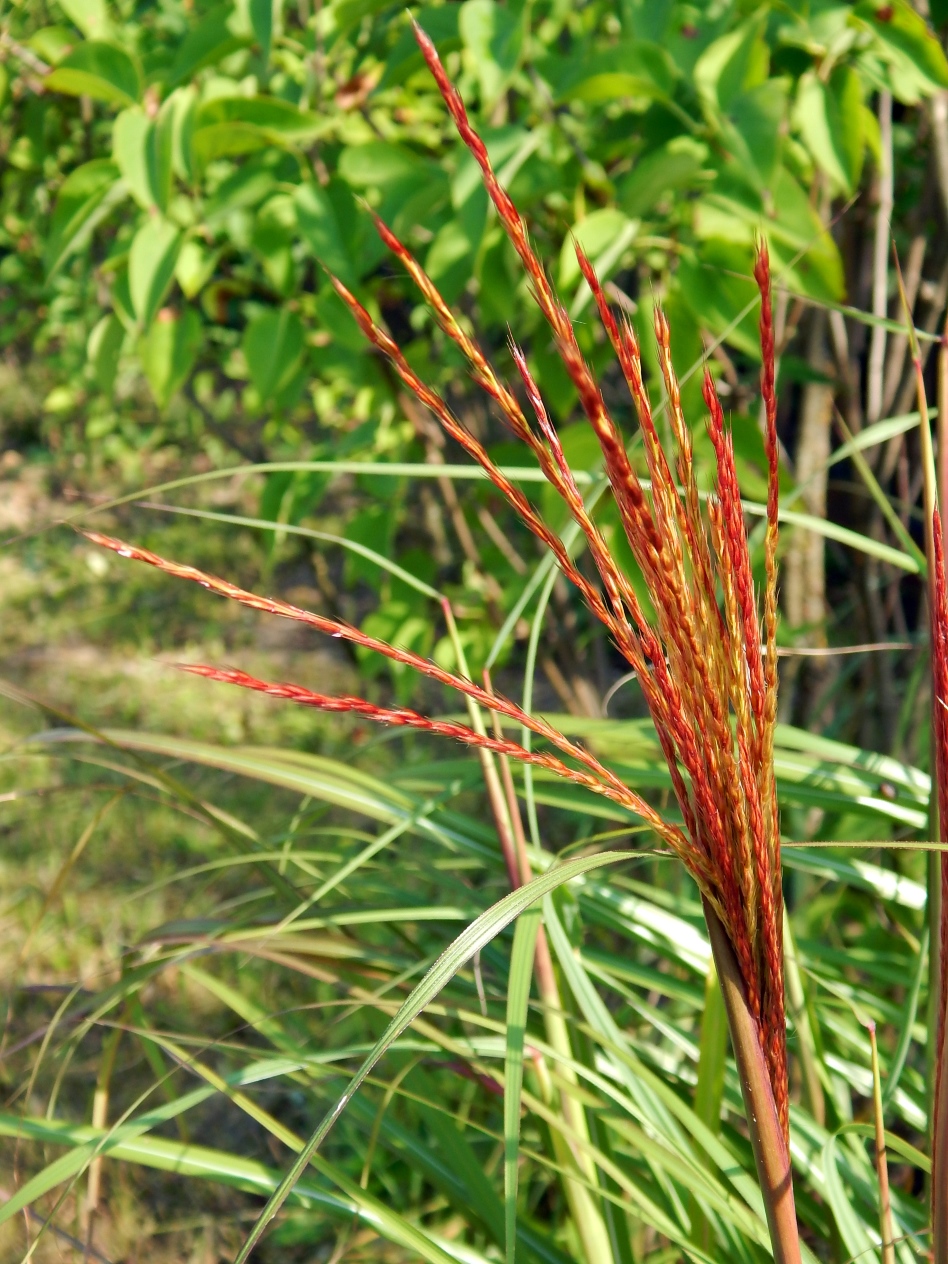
[0,1113,460,1264]
[825,411,922,470]
[835,1124,931,1174]
[690,958,728,1255]
[486,478,607,672]
[504,903,542,1264]
[694,958,727,1133]
[833,409,927,575]
[882,927,928,1110]
[783,849,926,909]
[821,1132,878,1261]
[232,849,636,1264]
[757,504,921,573]
[783,912,828,1126]
[141,502,446,599]
[43,731,494,857]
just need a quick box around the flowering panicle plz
[89,21,788,1140]
[83,529,684,854]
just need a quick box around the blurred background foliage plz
[6,0,948,1260]
[4,0,948,718]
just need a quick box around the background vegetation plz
[4,0,948,1259]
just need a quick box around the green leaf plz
[459,0,523,107]
[0,1112,461,1264]
[141,503,447,600]
[677,240,760,357]
[378,7,461,90]
[252,194,297,295]
[837,1123,931,1174]
[250,0,273,61]
[794,68,864,195]
[113,101,174,212]
[692,165,845,304]
[694,959,727,1132]
[68,731,455,843]
[426,219,479,303]
[169,3,250,84]
[111,266,136,330]
[294,182,355,286]
[833,410,926,573]
[618,138,708,218]
[129,217,182,330]
[139,307,202,408]
[504,905,541,1264]
[87,312,125,394]
[175,240,219,299]
[542,40,673,104]
[727,78,788,189]
[561,208,638,316]
[113,108,153,208]
[167,86,198,184]
[693,16,767,113]
[44,158,125,279]
[28,26,76,64]
[57,0,113,39]
[881,927,927,1108]
[242,308,305,403]
[46,40,141,105]
[329,0,394,40]
[821,1133,877,1261]
[411,1077,511,1250]
[855,0,948,93]
[338,143,430,190]
[191,96,328,164]
[784,848,926,908]
[560,209,638,290]
[232,850,636,1264]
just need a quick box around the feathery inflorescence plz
[88,20,788,1137]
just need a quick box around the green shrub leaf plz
[129,216,182,330]
[46,39,141,105]
[242,307,305,403]
[139,307,203,408]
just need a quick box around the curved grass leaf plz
[141,502,444,598]
[0,1112,460,1264]
[232,850,636,1263]
[504,903,541,1264]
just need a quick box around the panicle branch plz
[83,529,686,856]
[178,665,673,817]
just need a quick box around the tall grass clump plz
[87,21,800,1261]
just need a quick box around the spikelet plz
[89,22,789,1140]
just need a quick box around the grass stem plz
[868,1022,896,1264]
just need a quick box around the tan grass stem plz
[704,902,800,1264]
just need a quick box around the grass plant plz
[7,20,948,1264]
[76,23,818,1262]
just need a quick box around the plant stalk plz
[935,1030,948,1264]
[468,651,614,1264]
[903,270,948,1258]
[935,309,948,1264]
[704,901,801,1264]
[868,1023,896,1264]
